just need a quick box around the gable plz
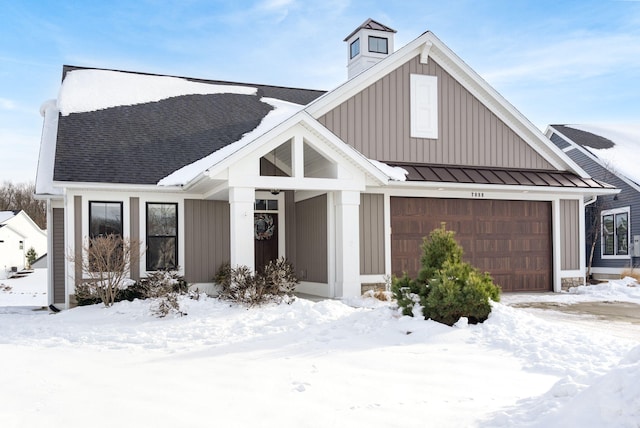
[317,54,555,170]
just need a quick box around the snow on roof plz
[57,69,258,116]
[368,159,407,181]
[157,98,304,186]
[0,211,17,223]
[571,124,640,185]
[35,99,62,196]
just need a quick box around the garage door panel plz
[391,197,552,292]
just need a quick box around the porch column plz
[334,190,361,297]
[229,187,255,271]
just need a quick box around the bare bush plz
[71,235,142,307]
[216,258,299,306]
[138,270,188,317]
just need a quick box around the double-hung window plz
[601,207,629,258]
[350,38,360,59]
[146,203,178,270]
[89,201,123,238]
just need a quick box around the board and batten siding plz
[184,199,230,283]
[52,207,66,304]
[560,199,580,270]
[295,195,328,283]
[359,193,385,275]
[318,55,554,170]
[129,197,140,281]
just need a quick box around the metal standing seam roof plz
[392,163,614,189]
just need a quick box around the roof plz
[393,163,614,190]
[550,125,615,150]
[343,18,397,41]
[0,210,19,223]
[549,124,640,186]
[53,66,326,185]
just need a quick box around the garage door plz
[391,197,552,292]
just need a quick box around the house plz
[0,210,47,277]
[36,19,617,309]
[546,125,639,280]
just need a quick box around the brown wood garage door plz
[391,197,552,292]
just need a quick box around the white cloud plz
[481,32,640,85]
[0,98,16,110]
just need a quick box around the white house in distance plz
[36,19,617,308]
[0,210,47,277]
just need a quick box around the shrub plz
[393,224,501,326]
[26,247,37,269]
[70,235,142,307]
[137,270,189,317]
[216,258,298,306]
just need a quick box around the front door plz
[254,212,278,272]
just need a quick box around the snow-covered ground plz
[0,270,638,427]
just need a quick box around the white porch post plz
[334,190,361,297]
[229,187,255,271]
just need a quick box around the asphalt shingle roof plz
[53,66,326,185]
[552,125,615,150]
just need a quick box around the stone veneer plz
[561,276,585,292]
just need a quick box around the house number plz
[471,192,485,198]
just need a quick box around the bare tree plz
[71,235,143,307]
[0,181,46,229]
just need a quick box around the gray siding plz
[184,199,230,283]
[360,193,385,274]
[129,197,140,281]
[74,196,82,287]
[552,132,640,269]
[52,208,65,304]
[318,55,555,170]
[295,195,328,282]
[549,133,571,150]
[560,199,580,270]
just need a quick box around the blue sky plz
[1,0,639,184]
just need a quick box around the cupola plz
[344,18,396,79]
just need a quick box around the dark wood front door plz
[255,213,278,272]
[390,197,552,292]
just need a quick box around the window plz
[368,36,388,54]
[89,202,123,238]
[350,38,360,59]
[602,207,629,258]
[410,74,438,139]
[146,203,178,270]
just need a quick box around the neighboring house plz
[546,125,639,279]
[36,19,616,308]
[0,210,47,276]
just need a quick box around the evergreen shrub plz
[392,223,501,326]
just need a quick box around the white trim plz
[590,267,629,275]
[410,74,438,139]
[306,32,588,178]
[547,125,640,193]
[360,274,387,285]
[559,270,584,278]
[601,206,631,260]
[552,199,562,292]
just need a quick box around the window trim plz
[601,206,630,259]
[410,74,439,139]
[145,202,178,271]
[89,201,123,238]
[368,36,388,54]
[350,38,360,59]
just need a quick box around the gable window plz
[350,38,360,59]
[410,74,438,139]
[368,36,388,54]
[146,203,178,270]
[602,207,629,258]
[89,201,123,238]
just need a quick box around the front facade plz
[0,210,47,276]
[547,125,638,279]
[37,20,615,308]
